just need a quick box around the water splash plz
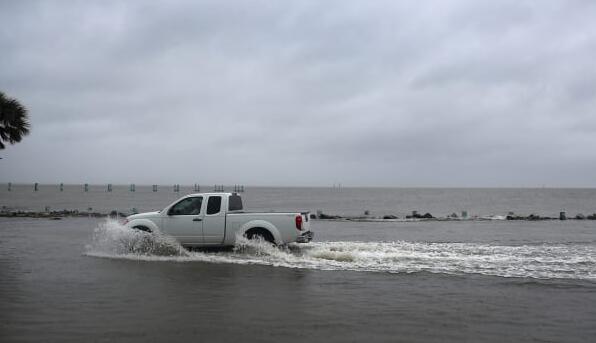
[85,219,188,258]
[85,220,596,280]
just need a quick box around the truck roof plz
[185,192,237,197]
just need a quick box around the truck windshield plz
[228,194,243,211]
[168,197,203,215]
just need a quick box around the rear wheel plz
[245,228,275,244]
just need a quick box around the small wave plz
[85,220,596,281]
[479,215,507,220]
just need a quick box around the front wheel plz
[132,226,152,233]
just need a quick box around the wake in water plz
[85,220,596,281]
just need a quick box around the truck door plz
[202,195,226,245]
[162,196,204,245]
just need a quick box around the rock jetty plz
[3,209,596,222]
[0,209,128,219]
[311,210,596,222]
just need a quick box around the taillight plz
[295,215,303,231]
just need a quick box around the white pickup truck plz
[123,192,313,247]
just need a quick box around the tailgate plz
[301,211,312,232]
[296,211,313,243]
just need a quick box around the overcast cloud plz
[1,0,595,187]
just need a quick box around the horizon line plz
[1,182,595,190]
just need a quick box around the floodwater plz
[1,216,595,342]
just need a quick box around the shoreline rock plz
[406,212,434,219]
[0,210,127,219]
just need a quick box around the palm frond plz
[0,91,31,149]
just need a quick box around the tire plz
[245,228,275,244]
[132,226,152,233]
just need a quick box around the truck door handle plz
[193,218,202,222]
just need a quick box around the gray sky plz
[1,0,596,187]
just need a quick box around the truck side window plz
[169,197,203,215]
[228,194,243,211]
[207,196,222,215]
